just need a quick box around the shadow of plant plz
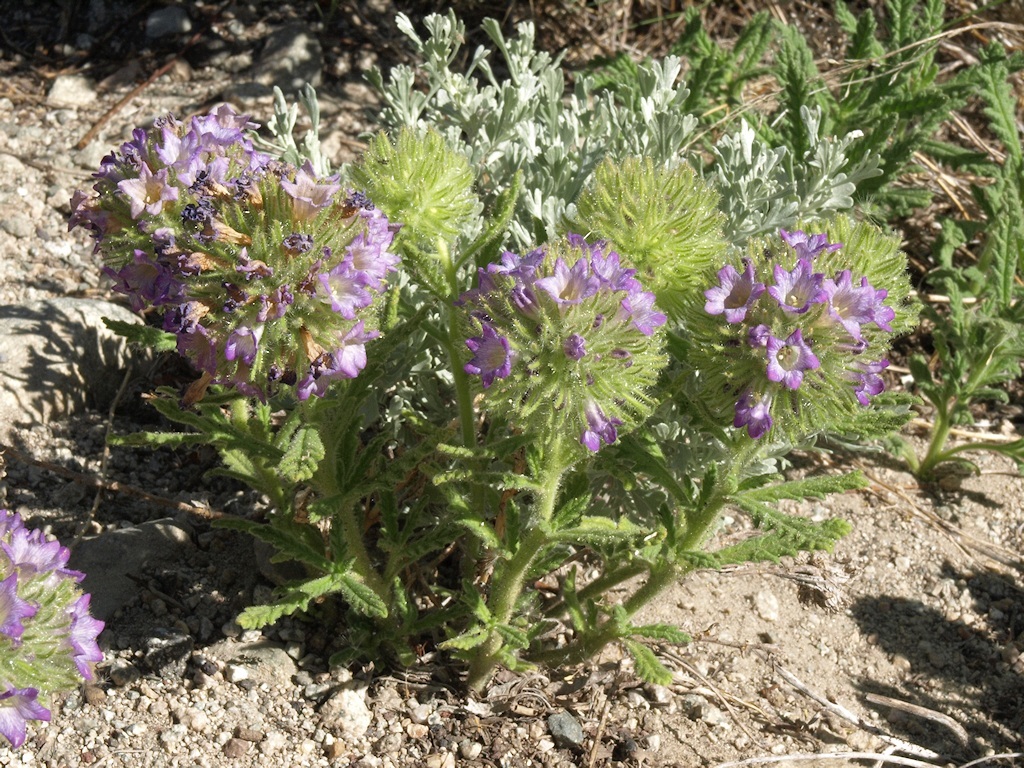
[0,300,139,432]
[850,562,1024,758]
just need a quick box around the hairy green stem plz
[337,499,390,607]
[466,436,567,692]
[534,442,752,668]
[917,398,954,477]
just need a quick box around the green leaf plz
[738,472,867,504]
[438,627,490,651]
[548,516,646,546]
[235,573,343,628]
[629,623,691,644]
[108,431,206,449]
[623,639,673,686]
[335,573,388,618]
[102,318,177,352]
[495,623,530,650]
[712,519,851,565]
[215,517,329,571]
[278,426,325,483]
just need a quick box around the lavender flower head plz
[71,106,400,402]
[0,510,104,748]
[459,235,667,453]
[686,220,912,440]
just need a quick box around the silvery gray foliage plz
[253,84,331,177]
[261,16,882,259]
[366,11,698,249]
[712,106,882,244]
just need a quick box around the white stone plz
[47,74,97,106]
[224,664,250,683]
[754,589,780,622]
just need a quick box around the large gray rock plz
[68,518,195,621]
[205,638,298,688]
[224,22,322,101]
[0,298,141,440]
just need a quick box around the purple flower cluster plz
[460,235,667,452]
[0,510,104,748]
[703,229,895,439]
[71,106,399,402]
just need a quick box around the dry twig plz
[773,661,947,762]
[864,692,969,747]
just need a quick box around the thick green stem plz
[466,436,567,692]
[435,238,486,582]
[338,500,390,606]
[533,443,750,668]
[917,398,955,477]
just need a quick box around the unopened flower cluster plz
[0,510,104,748]
[460,234,668,452]
[698,228,896,439]
[70,105,399,401]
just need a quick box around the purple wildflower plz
[295,322,377,400]
[345,214,399,289]
[535,257,599,305]
[2,527,71,575]
[280,161,342,222]
[563,334,587,361]
[176,325,218,375]
[780,229,842,260]
[765,329,820,390]
[733,391,773,439]
[588,241,640,293]
[822,271,896,339]
[747,323,772,348]
[464,322,512,389]
[619,290,667,336]
[767,259,825,314]
[116,163,178,219]
[0,688,51,749]
[0,510,22,537]
[67,595,105,679]
[581,400,623,451]
[282,232,314,254]
[224,325,262,365]
[103,250,180,311]
[317,263,374,320]
[704,259,766,323]
[0,573,36,643]
[849,359,889,405]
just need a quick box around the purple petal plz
[0,688,51,749]
[464,323,513,389]
[734,390,773,439]
[0,572,37,642]
[765,329,820,390]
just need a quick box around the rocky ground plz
[1,2,1023,767]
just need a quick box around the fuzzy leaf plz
[629,623,691,644]
[102,318,177,352]
[438,628,490,651]
[623,639,673,686]
[278,426,325,483]
[336,574,389,618]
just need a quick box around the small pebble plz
[225,664,250,683]
[222,737,249,758]
[547,710,584,748]
[459,741,483,760]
